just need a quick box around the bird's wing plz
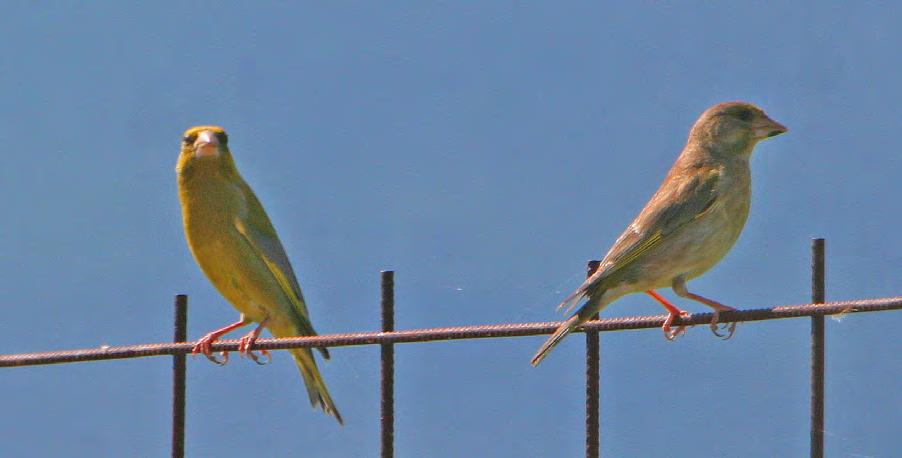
[233,183,330,358]
[598,166,722,279]
[557,167,721,313]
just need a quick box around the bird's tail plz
[290,347,343,425]
[556,269,603,314]
[555,283,590,314]
[531,313,583,366]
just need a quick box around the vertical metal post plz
[380,271,395,458]
[172,295,188,458]
[810,239,825,458]
[585,260,601,458]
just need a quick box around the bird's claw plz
[247,349,271,365]
[208,351,230,365]
[238,334,271,365]
[192,335,230,366]
[709,310,737,340]
[662,310,690,341]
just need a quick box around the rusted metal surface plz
[811,240,825,458]
[1,296,899,368]
[585,260,601,458]
[381,271,395,458]
[2,238,899,458]
[171,295,188,458]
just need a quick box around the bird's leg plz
[645,290,690,340]
[192,316,252,365]
[238,317,271,366]
[671,276,736,339]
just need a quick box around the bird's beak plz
[753,115,788,139]
[194,130,220,158]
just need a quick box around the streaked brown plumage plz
[532,102,787,366]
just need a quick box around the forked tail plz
[290,348,343,425]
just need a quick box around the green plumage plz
[177,126,342,423]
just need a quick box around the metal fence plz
[1,238,900,458]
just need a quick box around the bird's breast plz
[679,169,751,278]
[179,174,250,269]
[612,166,752,289]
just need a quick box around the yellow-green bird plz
[532,101,787,366]
[177,126,342,424]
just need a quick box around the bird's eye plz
[182,134,197,144]
[736,109,754,122]
[215,131,228,145]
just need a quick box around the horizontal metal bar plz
[1,296,899,368]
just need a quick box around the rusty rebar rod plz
[171,295,188,458]
[585,260,601,458]
[1,297,899,368]
[381,271,395,458]
[811,240,825,458]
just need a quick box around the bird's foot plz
[192,333,230,366]
[190,319,251,366]
[238,324,271,366]
[710,308,737,340]
[663,310,691,341]
[238,334,271,365]
[646,290,691,341]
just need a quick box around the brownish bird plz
[532,101,787,366]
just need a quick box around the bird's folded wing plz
[594,167,722,280]
[232,188,327,357]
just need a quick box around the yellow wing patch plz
[612,229,662,270]
[597,168,721,279]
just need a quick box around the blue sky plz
[1,3,899,457]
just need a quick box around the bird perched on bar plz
[177,126,342,423]
[531,101,788,366]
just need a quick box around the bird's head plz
[176,125,235,175]
[689,102,787,157]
